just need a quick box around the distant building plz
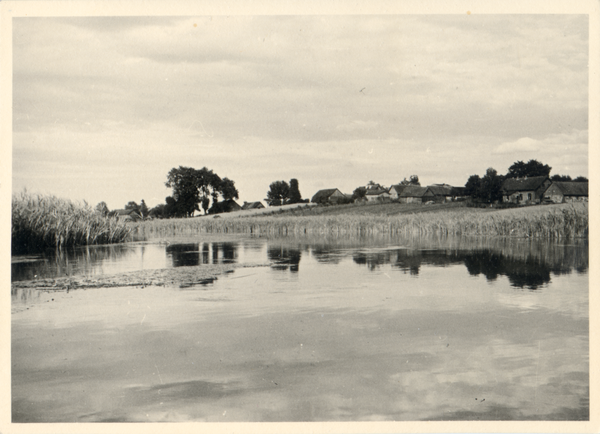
[311,188,346,204]
[543,182,588,203]
[209,199,242,214]
[241,201,265,210]
[110,209,142,222]
[501,176,552,204]
[365,188,390,202]
[388,184,408,200]
[398,186,435,203]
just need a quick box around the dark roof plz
[311,188,341,202]
[501,176,549,193]
[427,185,453,196]
[549,182,588,196]
[388,184,408,194]
[365,188,388,196]
[242,201,264,210]
[399,186,432,198]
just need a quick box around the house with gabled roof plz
[388,184,408,200]
[398,186,435,203]
[365,188,390,202]
[501,176,551,204]
[543,182,588,203]
[311,188,346,204]
[110,209,142,222]
[242,201,265,210]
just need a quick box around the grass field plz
[132,201,588,240]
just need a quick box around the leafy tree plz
[288,178,303,204]
[140,200,149,218]
[352,187,367,201]
[95,201,109,217]
[220,178,239,201]
[464,175,482,198]
[574,176,588,182]
[125,201,140,211]
[266,180,290,206]
[506,159,551,179]
[400,175,420,186]
[165,166,237,216]
[551,174,572,182]
[464,169,503,203]
[479,168,503,203]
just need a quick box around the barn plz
[543,182,588,203]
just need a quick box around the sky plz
[11,14,589,210]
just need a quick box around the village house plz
[398,186,435,204]
[241,201,265,210]
[427,184,468,203]
[365,188,390,202]
[387,184,408,200]
[311,188,346,204]
[110,209,142,222]
[209,199,242,214]
[501,176,552,204]
[543,182,588,203]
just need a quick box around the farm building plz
[427,185,453,203]
[365,188,390,202]
[209,199,242,214]
[241,201,265,210]
[543,182,588,203]
[110,209,142,222]
[501,176,552,204]
[427,184,468,202]
[398,186,435,203]
[311,188,346,204]
[388,184,408,200]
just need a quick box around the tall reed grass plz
[132,203,588,240]
[12,191,132,254]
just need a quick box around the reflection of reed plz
[11,244,139,282]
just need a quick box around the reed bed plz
[133,203,588,240]
[12,191,132,254]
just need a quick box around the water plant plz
[132,202,588,240]
[11,191,132,254]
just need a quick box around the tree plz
[125,201,139,211]
[266,180,290,206]
[479,168,503,203]
[165,166,237,216]
[400,175,420,186]
[139,200,149,218]
[352,187,367,201]
[574,176,588,182]
[288,178,303,204]
[95,201,109,217]
[464,175,482,198]
[506,159,551,179]
[551,174,572,182]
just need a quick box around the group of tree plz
[148,166,239,218]
[265,178,306,206]
[465,159,587,204]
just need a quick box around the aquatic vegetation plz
[11,191,132,253]
[133,203,588,239]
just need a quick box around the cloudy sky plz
[12,14,589,210]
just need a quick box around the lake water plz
[11,235,589,422]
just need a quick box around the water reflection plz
[166,242,239,267]
[267,246,301,272]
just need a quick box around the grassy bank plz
[12,191,132,254]
[132,202,588,239]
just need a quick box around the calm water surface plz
[11,235,589,422]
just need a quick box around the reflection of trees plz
[267,246,301,272]
[167,242,239,267]
[167,243,201,267]
[350,245,587,290]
